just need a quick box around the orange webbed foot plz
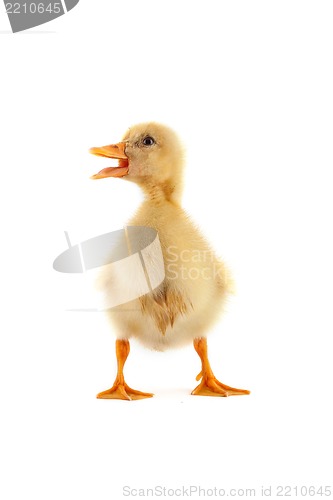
[192,373,250,397]
[97,383,154,401]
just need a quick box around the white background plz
[1,1,333,499]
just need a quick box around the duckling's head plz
[90,122,185,202]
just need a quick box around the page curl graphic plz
[4,0,80,33]
[53,226,165,310]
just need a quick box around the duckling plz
[90,122,250,400]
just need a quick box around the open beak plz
[89,142,129,179]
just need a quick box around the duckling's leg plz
[191,338,250,397]
[97,339,153,400]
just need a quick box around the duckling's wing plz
[139,283,192,336]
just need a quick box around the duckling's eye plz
[142,136,155,147]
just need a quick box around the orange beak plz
[89,142,129,179]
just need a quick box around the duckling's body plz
[108,197,230,352]
[90,122,249,399]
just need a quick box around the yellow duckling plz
[90,122,250,400]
